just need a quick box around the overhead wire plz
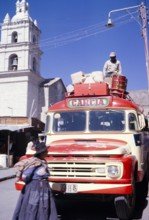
[42,20,134,51]
[126,9,141,27]
[38,10,139,51]
[26,9,140,51]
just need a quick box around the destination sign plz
[67,98,109,108]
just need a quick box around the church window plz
[12,32,18,43]
[9,55,18,71]
[32,57,36,72]
[33,35,36,44]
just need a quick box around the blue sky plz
[0,0,149,91]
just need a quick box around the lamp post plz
[106,3,149,111]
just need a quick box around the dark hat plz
[34,142,48,155]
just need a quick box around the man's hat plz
[34,142,48,155]
[110,52,116,57]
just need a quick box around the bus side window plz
[129,113,138,131]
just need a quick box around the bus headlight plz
[107,165,121,178]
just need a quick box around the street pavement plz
[0,167,16,182]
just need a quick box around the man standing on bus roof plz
[103,52,122,78]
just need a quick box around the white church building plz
[0,0,66,164]
[0,0,66,126]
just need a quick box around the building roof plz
[0,124,32,131]
[0,117,45,131]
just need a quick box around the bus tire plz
[114,181,136,220]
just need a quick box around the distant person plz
[103,52,122,78]
[8,139,15,166]
[26,136,36,152]
[9,139,15,154]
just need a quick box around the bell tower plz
[0,0,41,73]
[0,0,43,119]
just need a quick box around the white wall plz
[0,76,28,116]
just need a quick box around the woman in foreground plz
[12,142,58,220]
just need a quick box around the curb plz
[0,175,16,182]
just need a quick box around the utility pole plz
[139,3,149,97]
[106,2,149,112]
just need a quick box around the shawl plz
[14,157,48,181]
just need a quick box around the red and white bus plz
[17,72,149,220]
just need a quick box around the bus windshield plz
[52,110,125,133]
[89,110,125,131]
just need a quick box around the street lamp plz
[106,4,141,27]
[106,3,149,109]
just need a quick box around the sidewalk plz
[0,167,16,182]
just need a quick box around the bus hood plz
[48,139,131,156]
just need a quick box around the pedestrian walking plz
[12,142,58,220]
